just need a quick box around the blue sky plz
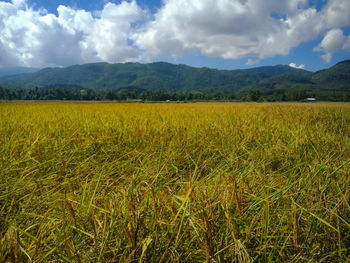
[0,0,350,71]
[28,0,163,14]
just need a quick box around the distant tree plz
[0,86,7,99]
[285,88,307,101]
[106,90,116,100]
[246,90,261,101]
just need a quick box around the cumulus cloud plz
[11,0,26,8]
[313,28,350,63]
[289,63,305,69]
[133,0,350,61]
[0,0,145,68]
[0,0,350,68]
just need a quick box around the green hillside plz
[243,64,311,76]
[0,60,349,101]
[0,67,38,77]
[251,60,350,101]
[0,62,310,91]
[312,60,350,86]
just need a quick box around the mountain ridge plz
[0,61,313,90]
[0,60,349,101]
[0,67,39,77]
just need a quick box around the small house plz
[306,98,316,102]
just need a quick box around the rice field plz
[0,102,349,262]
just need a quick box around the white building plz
[306,98,316,101]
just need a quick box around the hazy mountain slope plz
[312,60,350,86]
[0,67,38,77]
[0,61,312,91]
[0,60,349,101]
[243,65,312,76]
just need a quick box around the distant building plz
[306,98,316,102]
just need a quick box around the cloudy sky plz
[0,0,349,71]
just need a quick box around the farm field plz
[0,102,349,262]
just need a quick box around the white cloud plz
[0,0,350,68]
[133,0,350,61]
[246,59,259,66]
[323,0,350,29]
[11,0,25,8]
[289,63,305,69]
[313,28,350,63]
[321,53,333,63]
[0,0,145,68]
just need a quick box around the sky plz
[0,0,349,71]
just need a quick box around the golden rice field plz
[0,102,349,262]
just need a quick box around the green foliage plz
[0,61,310,92]
[312,60,350,85]
[0,60,350,101]
[246,90,261,101]
[244,64,312,76]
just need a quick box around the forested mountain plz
[0,67,38,77]
[0,61,311,91]
[243,65,311,76]
[312,60,350,85]
[0,60,349,101]
[249,60,350,101]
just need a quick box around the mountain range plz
[0,67,38,78]
[0,60,349,101]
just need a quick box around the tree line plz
[0,86,236,101]
[0,85,349,102]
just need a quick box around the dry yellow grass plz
[0,102,349,262]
